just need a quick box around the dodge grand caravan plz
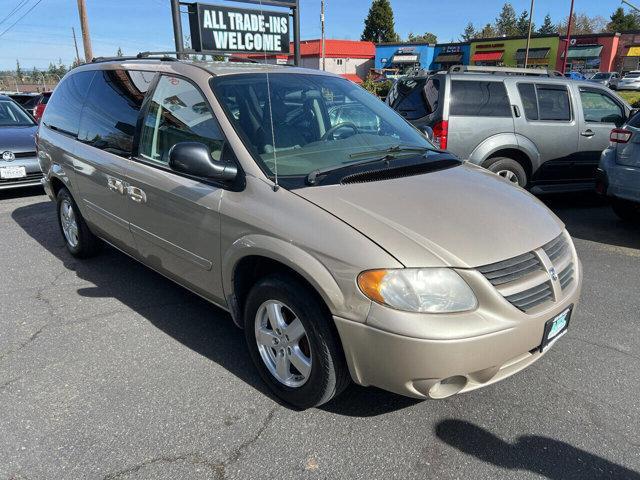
[38,57,582,408]
[388,66,633,193]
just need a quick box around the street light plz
[621,0,640,12]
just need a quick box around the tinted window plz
[449,81,511,117]
[517,83,538,120]
[79,70,153,157]
[537,86,571,121]
[139,75,224,166]
[42,71,94,136]
[580,89,623,126]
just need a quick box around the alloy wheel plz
[254,300,312,388]
[496,169,520,185]
[59,199,79,248]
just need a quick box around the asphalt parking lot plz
[0,187,639,480]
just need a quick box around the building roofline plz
[470,33,560,43]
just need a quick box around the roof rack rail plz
[448,65,561,77]
[91,51,260,65]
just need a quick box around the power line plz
[0,0,46,38]
[0,0,30,27]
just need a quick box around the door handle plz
[512,105,521,118]
[127,186,147,203]
[581,129,595,138]
[107,177,124,194]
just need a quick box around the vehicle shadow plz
[435,419,640,480]
[0,185,44,200]
[540,192,640,250]
[11,200,416,416]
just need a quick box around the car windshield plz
[592,73,610,79]
[0,100,35,127]
[211,73,437,177]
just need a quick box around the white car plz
[618,71,640,90]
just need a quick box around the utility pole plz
[170,0,185,59]
[524,0,535,68]
[321,0,326,70]
[72,27,81,65]
[76,0,93,62]
[561,0,575,75]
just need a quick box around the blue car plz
[598,113,640,220]
[564,71,587,81]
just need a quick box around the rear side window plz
[449,81,511,117]
[78,70,154,158]
[42,71,94,136]
[394,78,428,120]
[516,83,571,122]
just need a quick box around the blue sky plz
[0,0,626,69]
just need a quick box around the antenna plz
[258,0,279,191]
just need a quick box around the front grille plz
[477,251,544,286]
[478,232,576,313]
[506,281,554,311]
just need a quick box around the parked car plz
[597,113,640,221]
[617,71,640,91]
[38,58,581,408]
[387,66,633,193]
[32,91,52,122]
[0,95,42,190]
[8,92,41,116]
[564,71,587,81]
[587,72,620,90]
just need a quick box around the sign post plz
[170,0,300,65]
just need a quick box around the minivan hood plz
[0,125,37,153]
[295,163,564,268]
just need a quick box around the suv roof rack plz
[448,65,561,77]
[91,51,259,64]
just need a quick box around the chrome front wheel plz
[496,169,519,184]
[59,198,79,248]
[255,300,312,388]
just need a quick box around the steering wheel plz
[321,122,359,141]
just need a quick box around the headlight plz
[357,268,477,313]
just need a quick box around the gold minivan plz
[38,57,582,408]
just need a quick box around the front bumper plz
[0,156,43,190]
[335,261,582,399]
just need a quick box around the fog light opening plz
[429,376,468,399]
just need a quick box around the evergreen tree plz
[495,3,518,36]
[479,23,497,38]
[607,7,640,32]
[407,32,437,43]
[361,0,399,43]
[516,10,534,36]
[537,14,555,34]
[15,59,23,80]
[461,22,477,41]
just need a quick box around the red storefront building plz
[557,33,619,74]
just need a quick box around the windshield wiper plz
[348,144,433,160]
[306,145,433,186]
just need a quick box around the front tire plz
[612,198,640,222]
[56,187,101,258]
[484,157,528,187]
[244,274,350,409]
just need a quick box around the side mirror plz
[420,125,435,142]
[629,108,640,120]
[168,142,237,181]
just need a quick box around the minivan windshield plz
[211,73,438,178]
[0,100,35,127]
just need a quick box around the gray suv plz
[388,67,633,192]
[38,57,581,408]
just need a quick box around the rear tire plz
[484,157,527,187]
[243,274,350,409]
[56,187,101,258]
[612,198,640,222]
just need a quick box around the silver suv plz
[38,57,581,408]
[388,66,633,192]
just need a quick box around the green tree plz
[15,59,23,79]
[495,2,518,36]
[516,10,534,36]
[479,23,497,38]
[607,7,640,32]
[407,32,437,43]
[460,22,477,41]
[116,47,123,57]
[537,13,555,34]
[361,0,399,43]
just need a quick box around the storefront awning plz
[434,53,463,63]
[472,51,504,62]
[564,45,603,59]
[391,54,419,64]
[515,48,550,60]
[627,46,640,57]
